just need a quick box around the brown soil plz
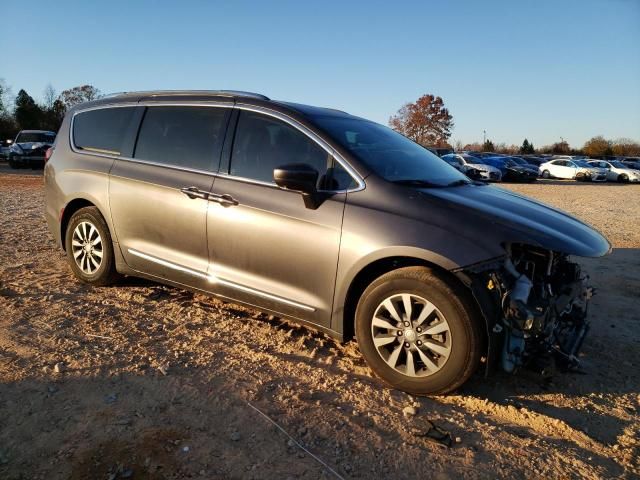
[1,173,638,479]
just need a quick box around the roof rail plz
[101,90,270,101]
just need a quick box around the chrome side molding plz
[127,248,315,312]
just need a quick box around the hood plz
[16,141,52,149]
[420,184,611,258]
[469,163,498,173]
[508,165,537,175]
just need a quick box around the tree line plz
[390,93,640,157]
[2,82,638,158]
[0,79,101,141]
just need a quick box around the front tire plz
[618,174,629,183]
[8,156,19,169]
[64,207,120,286]
[541,170,550,179]
[355,267,482,395]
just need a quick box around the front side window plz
[134,106,229,171]
[229,111,355,190]
[73,107,137,155]
[312,115,468,186]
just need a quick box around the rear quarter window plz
[72,107,138,155]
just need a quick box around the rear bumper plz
[45,200,62,248]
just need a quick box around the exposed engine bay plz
[468,243,594,375]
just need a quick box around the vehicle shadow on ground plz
[0,162,43,176]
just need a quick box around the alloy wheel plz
[71,221,103,275]
[371,293,452,377]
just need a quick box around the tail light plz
[45,147,54,163]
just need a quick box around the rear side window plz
[134,106,229,171]
[73,107,137,155]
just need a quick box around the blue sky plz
[2,0,639,147]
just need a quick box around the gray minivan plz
[44,90,610,394]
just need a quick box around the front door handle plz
[209,193,239,207]
[180,186,209,200]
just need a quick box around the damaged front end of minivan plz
[461,243,596,376]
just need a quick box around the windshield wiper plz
[391,179,446,188]
[446,179,472,187]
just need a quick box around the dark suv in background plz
[44,90,610,394]
[8,130,56,169]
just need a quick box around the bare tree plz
[389,94,454,147]
[583,136,612,157]
[0,78,14,115]
[43,84,57,110]
[463,142,483,151]
[611,137,640,156]
[59,85,102,109]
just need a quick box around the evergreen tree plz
[482,139,495,152]
[14,89,43,130]
[520,138,535,154]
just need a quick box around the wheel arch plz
[60,198,105,251]
[338,255,469,341]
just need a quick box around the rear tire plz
[64,207,120,286]
[355,266,482,395]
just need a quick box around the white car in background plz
[441,153,502,181]
[587,160,640,183]
[539,159,607,182]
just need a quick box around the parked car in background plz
[0,139,13,160]
[513,155,545,166]
[621,157,640,171]
[8,130,57,169]
[426,146,454,157]
[587,160,640,183]
[481,156,538,182]
[539,159,607,182]
[502,156,539,175]
[441,153,502,181]
[43,90,610,395]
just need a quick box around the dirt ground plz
[0,170,638,480]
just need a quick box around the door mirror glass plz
[274,163,319,193]
[274,163,322,209]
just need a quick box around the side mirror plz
[274,163,321,209]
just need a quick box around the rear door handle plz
[180,186,209,200]
[209,193,238,207]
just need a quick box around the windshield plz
[610,161,626,168]
[574,160,591,167]
[504,158,518,167]
[16,132,55,144]
[312,116,469,185]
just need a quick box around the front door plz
[206,109,357,326]
[109,104,231,290]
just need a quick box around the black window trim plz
[69,102,366,192]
